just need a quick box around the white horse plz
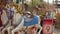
[1,8,22,34]
[11,15,42,34]
[7,12,23,34]
[1,9,9,34]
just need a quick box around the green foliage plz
[29,0,40,11]
[40,0,43,2]
[32,0,40,6]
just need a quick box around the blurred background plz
[0,0,60,34]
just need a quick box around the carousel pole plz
[48,0,49,9]
[32,0,33,11]
[22,0,24,12]
[56,0,58,13]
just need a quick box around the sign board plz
[42,19,53,34]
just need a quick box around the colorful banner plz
[42,19,53,34]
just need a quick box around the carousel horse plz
[2,5,14,34]
[0,6,5,34]
[1,8,10,34]
[7,11,23,34]
[11,11,42,34]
